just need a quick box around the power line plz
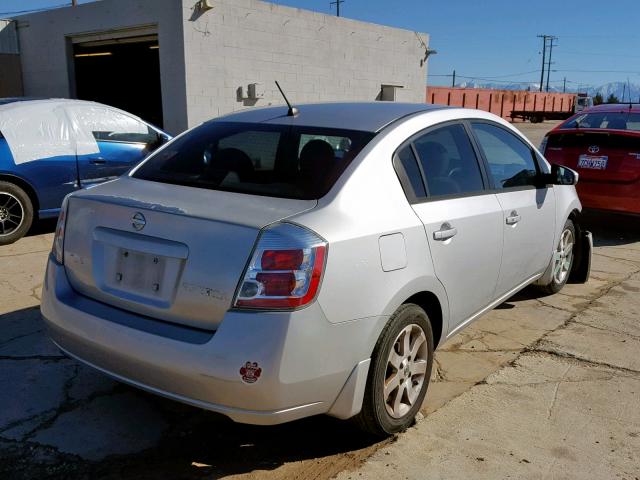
[428,69,539,80]
[554,69,640,74]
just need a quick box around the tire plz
[353,303,434,436]
[536,219,576,295]
[0,181,34,246]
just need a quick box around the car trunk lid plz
[545,129,640,183]
[63,177,316,331]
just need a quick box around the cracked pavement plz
[2,216,639,480]
[1,121,639,479]
[336,218,640,480]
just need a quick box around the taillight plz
[234,223,327,310]
[52,197,69,264]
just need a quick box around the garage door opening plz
[72,35,163,128]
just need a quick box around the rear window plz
[562,112,640,132]
[132,122,375,200]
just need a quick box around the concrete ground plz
[1,120,639,479]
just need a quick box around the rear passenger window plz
[412,124,484,197]
[471,123,538,189]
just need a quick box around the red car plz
[541,103,640,215]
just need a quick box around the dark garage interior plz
[72,35,163,128]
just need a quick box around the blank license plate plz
[578,155,608,170]
[114,248,167,295]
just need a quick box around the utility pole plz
[452,70,456,88]
[71,0,77,5]
[537,35,547,92]
[545,36,557,92]
[563,77,566,93]
[330,0,344,16]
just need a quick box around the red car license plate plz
[578,155,608,170]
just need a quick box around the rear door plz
[395,122,503,332]
[68,105,163,187]
[470,121,555,297]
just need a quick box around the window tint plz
[472,123,538,189]
[70,106,158,144]
[561,112,640,132]
[133,122,375,200]
[412,123,484,197]
[396,146,426,199]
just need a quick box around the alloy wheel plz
[553,228,574,284]
[384,323,429,418]
[0,192,24,237]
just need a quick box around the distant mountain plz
[457,81,548,91]
[454,81,640,101]
[587,82,640,102]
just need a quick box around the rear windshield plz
[562,112,640,132]
[133,122,375,200]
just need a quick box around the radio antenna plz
[275,81,298,116]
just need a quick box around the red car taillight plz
[234,223,327,310]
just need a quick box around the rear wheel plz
[354,303,434,436]
[0,182,33,246]
[537,219,575,295]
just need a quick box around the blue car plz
[0,99,170,244]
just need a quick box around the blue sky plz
[2,0,639,90]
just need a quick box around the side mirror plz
[542,164,579,186]
[147,132,168,151]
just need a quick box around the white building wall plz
[13,0,429,133]
[181,0,428,127]
[14,0,188,134]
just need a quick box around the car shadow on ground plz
[582,209,640,247]
[0,306,385,480]
[26,218,57,238]
[96,396,387,479]
[502,212,639,306]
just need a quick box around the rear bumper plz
[41,256,383,425]
[577,181,640,215]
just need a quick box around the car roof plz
[214,102,450,133]
[0,98,104,111]
[581,103,640,114]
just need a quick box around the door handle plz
[89,157,107,165]
[506,210,521,225]
[433,222,458,241]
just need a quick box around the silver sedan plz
[41,103,591,435]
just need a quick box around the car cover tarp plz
[0,100,147,165]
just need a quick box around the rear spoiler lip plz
[547,128,640,138]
